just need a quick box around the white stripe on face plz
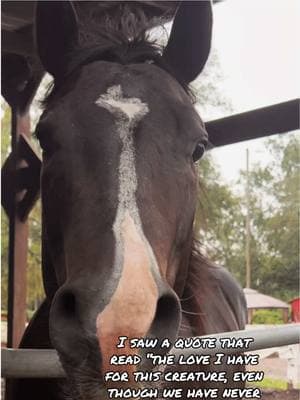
[95,86,160,378]
[95,85,157,272]
[96,85,148,236]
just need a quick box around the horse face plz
[35,1,212,394]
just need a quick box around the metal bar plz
[2,325,299,379]
[2,349,65,379]
[173,324,300,357]
[206,99,300,147]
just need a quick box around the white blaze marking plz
[95,85,159,276]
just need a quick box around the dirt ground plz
[248,357,289,380]
[261,389,300,399]
[246,355,300,400]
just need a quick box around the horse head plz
[35,1,212,396]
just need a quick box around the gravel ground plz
[247,353,300,399]
[261,389,300,399]
[247,357,289,380]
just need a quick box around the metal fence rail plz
[2,324,300,379]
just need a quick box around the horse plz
[9,2,246,399]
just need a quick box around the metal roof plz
[243,288,289,310]
[1,1,179,57]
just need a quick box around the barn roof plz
[243,288,289,310]
[1,1,180,57]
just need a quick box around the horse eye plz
[192,143,205,162]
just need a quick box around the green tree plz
[1,103,11,311]
[195,132,299,303]
[195,154,246,284]
[243,134,299,301]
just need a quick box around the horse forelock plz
[77,2,156,47]
[41,4,194,109]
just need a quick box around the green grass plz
[251,309,286,324]
[248,377,300,390]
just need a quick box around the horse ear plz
[35,1,78,78]
[162,1,213,84]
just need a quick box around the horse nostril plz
[155,295,180,326]
[49,287,91,366]
[57,290,77,319]
[148,292,181,348]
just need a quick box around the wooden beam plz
[7,111,30,349]
[2,134,42,221]
[1,1,35,31]
[17,134,42,221]
[206,99,299,147]
[2,29,34,56]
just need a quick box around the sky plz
[196,0,299,183]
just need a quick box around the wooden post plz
[247,309,253,324]
[7,110,30,348]
[283,308,289,324]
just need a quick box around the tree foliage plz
[241,134,299,301]
[1,104,11,310]
[251,309,285,325]
[195,154,246,284]
[196,133,299,302]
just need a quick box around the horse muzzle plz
[49,214,181,385]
